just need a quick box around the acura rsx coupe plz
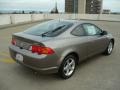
[9,20,114,79]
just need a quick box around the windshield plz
[24,20,73,37]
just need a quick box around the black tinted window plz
[82,24,102,36]
[72,25,85,36]
[24,20,73,37]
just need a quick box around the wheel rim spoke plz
[66,69,70,76]
[69,59,74,66]
[64,65,68,71]
[108,42,113,53]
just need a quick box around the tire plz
[104,41,114,55]
[58,54,77,79]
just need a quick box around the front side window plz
[82,24,102,36]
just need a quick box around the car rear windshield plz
[24,20,73,37]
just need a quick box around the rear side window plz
[71,25,85,36]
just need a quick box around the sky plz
[103,0,120,12]
[0,0,120,12]
[0,0,65,12]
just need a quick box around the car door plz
[71,25,90,61]
[82,23,108,57]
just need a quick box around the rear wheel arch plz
[66,52,79,65]
[60,52,79,66]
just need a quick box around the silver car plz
[9,20,114,79]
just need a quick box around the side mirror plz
[101,30,108,35]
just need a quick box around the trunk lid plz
[12,32,52,50]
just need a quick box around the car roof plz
[54,19,87,24]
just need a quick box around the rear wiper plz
[41,25,66,37]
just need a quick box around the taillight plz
[11,38,16,45]
[30,45,54,55]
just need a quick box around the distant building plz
[51,2,59,13]
[65,0,102,14]
[65,0,78,13]
[86,0,102,14]
[103,9,111,14]
[22,11,25,14]
[111,12,120,15]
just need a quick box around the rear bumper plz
[9,45,59,74]
[16,61,58,74]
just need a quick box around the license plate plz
[16,54,23,62]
